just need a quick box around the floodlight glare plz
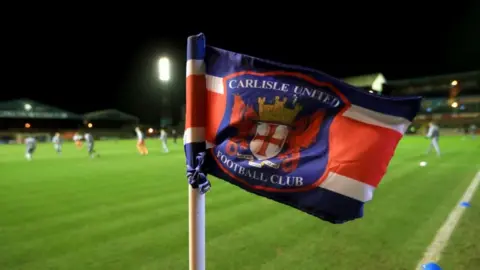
[158,57,170,81]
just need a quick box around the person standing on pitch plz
[52,132,63,155]
[426,121,441,156]
[469,124,477,139]
[25,136,36,161]
[160,128,169,153]
[84,133,98,158]
[73,132,83,149]
[172,129,177,144]
[135,127,148,155]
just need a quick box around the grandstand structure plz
[385,71,479,97]
[0,100,142,143]
[0,99,83,143]
[386,71,480,130]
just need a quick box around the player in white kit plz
[135,127,148,155]
[52,132,63,154]
[25,136,36,161]
[426,122,441,156]
[160,129,169,153]
[84,133,98,158]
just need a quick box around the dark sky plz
[2,3,480,125]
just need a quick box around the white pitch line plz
[416,170,480,269]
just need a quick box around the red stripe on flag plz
[186,75,207,129]
[206,90,226,143]
[327,114,402,187]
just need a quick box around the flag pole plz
[186,33,207,270]
[189,186,206,270]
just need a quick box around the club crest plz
[213,72,344,190]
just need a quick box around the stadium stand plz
[385,70,479,97]
[0,99,83,144]
[0,101,144,144]
[386,71,480,134]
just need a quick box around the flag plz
[185,33,422,224]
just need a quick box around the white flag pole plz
[189,186,206,270]
[186,33,207,270]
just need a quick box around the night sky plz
[3,3,480,125]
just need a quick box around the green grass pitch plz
[0,137,479,270]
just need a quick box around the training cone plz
[460,202,471,207]
[422,262,442,270]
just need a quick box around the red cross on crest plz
[250,122,288,160]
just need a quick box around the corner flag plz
[184,33,422,269]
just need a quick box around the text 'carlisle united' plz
[227,76,342,108]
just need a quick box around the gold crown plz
[257,96,302,125]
